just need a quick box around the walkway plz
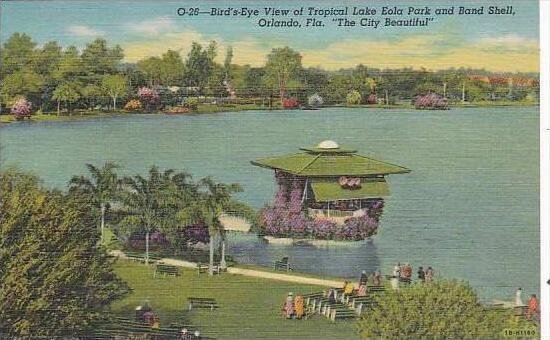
[110,250,345,288]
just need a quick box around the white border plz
[541,0,549,338]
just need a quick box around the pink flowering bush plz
[138,87,160,111]
[414,93,448,110]
[282,97,299,109]
[11,98,32,120]
[259,174,384,240]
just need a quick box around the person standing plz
[373,269,382,286]
[283,293,295,319]
[515,288,524,306]
[359,270,368,286]
[425,266,434,283]
[527,294,540,321]
[392,263,401,278]
[417,266,425,283]
[294,294,304,319]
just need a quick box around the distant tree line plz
[0,33,539,115]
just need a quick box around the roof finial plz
[318,140,339,149]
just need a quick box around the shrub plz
[165,106,190,114]
[357,280,536,338]
[123,99,142,111]
[282,97,299,109]
[185,97,199,111]
[366,93,378,104]
[414,93,448,110]
[307,93,324,108]
[138,87,159,111]
[11,97,32,120]
[346,90,362,105]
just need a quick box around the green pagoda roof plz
[311,178,389,202]
[251,140,410,177]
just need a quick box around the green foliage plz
[0,70,44,104]
[101,74,127,110]
[263,47,303,102]
[346,90,362,105]
[52,81,81,113]
[357,280,535,338]
[185,97,199,110]
[137,50,185,86]
[81,38,123,76]
[0,169,128,336]
[185,41,217,89]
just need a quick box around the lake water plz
[0,107,539,301]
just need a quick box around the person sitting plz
[373,269,382,286]
[294,294,304,319]
[526,294,540,321]
[282,292,295,319]
[357,283,367,296]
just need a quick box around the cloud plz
[66,25,103,37]
[121,30,538,72]
[301,34,538,72]
[124,17,176,35]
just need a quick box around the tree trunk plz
[208,230,215,275]
[113,96,117,111]
[145,230,150,265]
[462,84,466,102]
[100,203,106,245]
[385,90,389,106]
[220,236,227,270]
[57,100,60,116]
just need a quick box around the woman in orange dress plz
[294,295,305,319]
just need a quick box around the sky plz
[0,0,540,72]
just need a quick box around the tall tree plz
[52,81,81,115]
[0,70,44,106]
[263,47,303,105]
[198,177,242,274]
[185,41,217,90]
[69,162,121,244]
[81,38,123,77]
[101,74,127,110]
[118,167,179,263]
[1,33,37,76]
[0,169,128,336]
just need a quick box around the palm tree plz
[118,166,179,263]
[198,177,242,275]
[69,162,120,245]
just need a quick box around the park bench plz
[330,308,356,322]
[153,264,180,278]
[303,291,325,306]
[188,297,218,311]
[125,252,161,264]
[367,285,386,294]
[274,257,292,271]
[323,302,348,318]
[197,262,221,275]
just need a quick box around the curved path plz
[110,250,345,288]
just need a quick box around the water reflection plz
[227,233,380,279]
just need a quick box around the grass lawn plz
[112,260,360,339]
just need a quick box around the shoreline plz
[0,102,538,125]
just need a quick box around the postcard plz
[0,0,541,338]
